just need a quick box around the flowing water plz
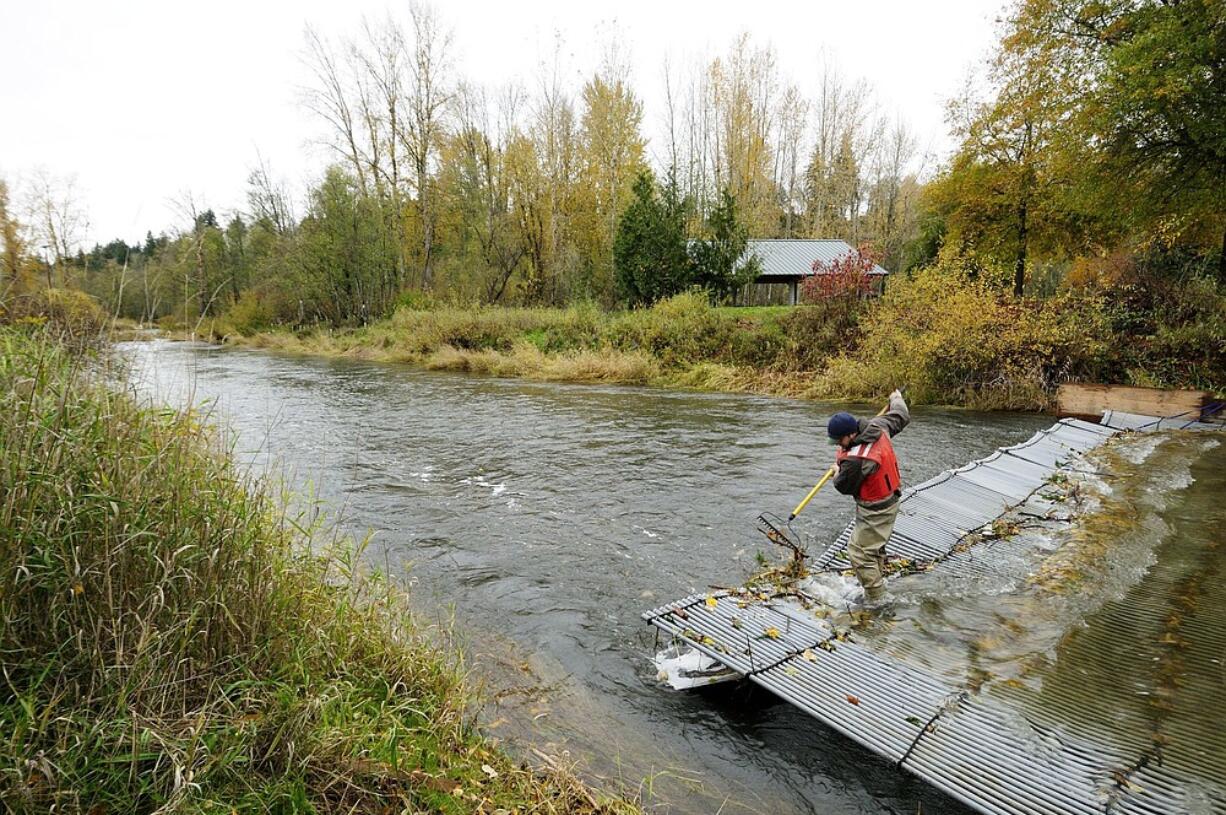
[120,340,1225,814]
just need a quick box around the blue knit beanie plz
[827,412,859,440]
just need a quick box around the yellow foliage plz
[3,287,107,349]
[816,256,1110,410]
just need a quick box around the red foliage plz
[799,246,881,303]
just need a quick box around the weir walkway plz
[644,413,1226,815]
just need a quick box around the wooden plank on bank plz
[1057,383,1210,421]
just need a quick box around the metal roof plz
[742,239,890,279]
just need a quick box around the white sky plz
[1,0,1000,247]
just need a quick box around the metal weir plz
[644,415,1226,815]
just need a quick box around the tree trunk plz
[1014,198,1028,297]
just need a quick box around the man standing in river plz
[827,389,909,605]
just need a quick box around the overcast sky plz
[1,0,1001,247]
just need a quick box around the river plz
[120,340,1223,814]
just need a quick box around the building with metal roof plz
[739,239,889,305]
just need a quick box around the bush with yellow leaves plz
[1,287,107,350]
[817,254,1111,410]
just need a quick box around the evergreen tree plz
[613,170,692,305]
[689,188,760,302]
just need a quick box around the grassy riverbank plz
[0,324,639,813]
[203,264,1225,412]
[227,296,817,399]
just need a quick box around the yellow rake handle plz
[789,466,836,521]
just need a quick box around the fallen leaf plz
[846,694,860,706]
[802,649,816,662]
[481,764,499,779]
[705,596,718,608]
[764,627,781,640]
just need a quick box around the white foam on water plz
[1115,433,1166,464]
[461,474,507,496]
[796,571,863,609]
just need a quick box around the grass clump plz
[0,325,638,814]
[222,293,841,391]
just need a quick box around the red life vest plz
[836,432,901,503]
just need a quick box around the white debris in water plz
[796,571,864,609]
[653,644,740,690]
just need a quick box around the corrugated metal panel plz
[1102,408,1225,432]
[743,239,890,279]
[644,592,955,763]
[644,414,1226,815]
[819,418,1116,571]
[902,695,1106,815]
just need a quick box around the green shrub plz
[1096,272,1226,392]
[224,288,279,335]
[605,291,738,367]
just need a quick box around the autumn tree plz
[707,35,780,235]
[575,57,647,302]
[303,3,452,295]
[773,84,809,236]
[441,84,525,302]
[929,16,1081,296]
[1012,0,1226,279]
[803,66,873,242]
[295,166,399,323]
[0,179,32,296]
[25,169,88,288]
[401,2,452,290]
[863,118,921,270]
[506,42,583,304]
